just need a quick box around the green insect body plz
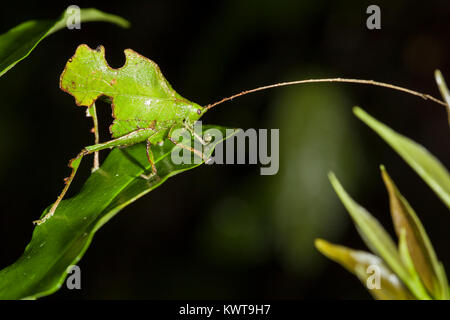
[35,44,208,225]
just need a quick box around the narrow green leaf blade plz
[0,8,129,77]
[0,125,236,300]
[354,107,450,209]
[50,8,130,34]
[315,239,414,300]
[381,166,448,299]
[397,229,430,299]
[328,173,412,287]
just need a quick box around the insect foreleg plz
[183,121,208,145]
[168,125,208,162]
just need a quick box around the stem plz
[205,78,447,110]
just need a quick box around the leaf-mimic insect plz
[35,44,209,224]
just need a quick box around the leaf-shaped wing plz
[60,44,200,138]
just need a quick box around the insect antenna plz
[205,78,447,110]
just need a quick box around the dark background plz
[0,0,449,299]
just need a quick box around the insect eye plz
[197,109,202,115]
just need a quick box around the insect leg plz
[34,128,155,225]
[87,103,100,171]
[168,125,207,161]
[183,121,209,145]
[33,151,85,225]
[85,128,155,152]
[140,139,158,180]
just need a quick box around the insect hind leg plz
[33,151,86,225]
[35,128,155,225]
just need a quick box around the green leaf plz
[381,166,448,299]
[0,8,129,77]
[328,173,406,278]
[315,239,414,300]
[354,107,450,209]
[397,229,430,299]
[0,125,237,300]
[434,70,450,126]
[328,172,430,299]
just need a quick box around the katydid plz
[34,44,447,225]
[34,44,208,224]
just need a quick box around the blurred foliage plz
[317,107,449,300]
[316,239,414,300]
[0,8,129,77]
[355,107,450,208]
